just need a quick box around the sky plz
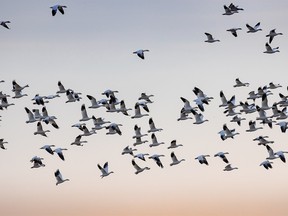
[1,1,288,216]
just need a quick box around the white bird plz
[43,94,60,100]
[268,82,282,89]
[222,5,234,15]
[30,156,45,169]
[247,91,261,101]
[92,116,110,126]
[138,93,154,103]
[191,109,208,124]
[134,153,149,161]
[32,109,43,120]
[276,121,288,133]
[0,97,15,109]
[177,109,193,121]
[43,116,59,129]
[50,5,67,16]
[71,135,87,146]
[102,89,119,98]
[167,140,183,149]
[86,95,103,109]
[0,21,10,29]
[148,118,163,133]
[40,144,55,155]
[71,122,86,131]
[148,154,165,168]
[53,148,68,161]
[133,125,147,139]
[256,106,268,121]
[223,124,239,139]
[276,107,288,120]
[131,159,150,174]
[180,97,197,114]
[133,136,148,146]
[265,145,278,160]
[239,101,256,114]
[56,81,66,94]
[65,89,81,103]
[106,123,122,135]
[34,122,50,137]
[0,138,8,150]
[274,151,288,163]
[266,29,283,43]
[233,78,249,87]
[253,136,274,145]
[131,103,149,119]
[32,94,48,106]
[204,32,220,43]
[12,80,29,92]
[227,28,242,37]
[118,100,132,116]
[246,120,263,132]
[230,115,246,126]
[229,3,244,13]
[136,100,150,112]
[246,22,262,33]
[81,125,96,136]
[79,104,91,121]
[195,155,210,165]
[170,152,185,166]
[25,107,37,123]
[122,146,137,156]
[149,133,165,147]
[54,169,69,185]
[260,160,273,170]
[97,162,114,178]
[223,164,238,171]
[264,42,279,54]
[133,49,149,59]
[214,152,229,164]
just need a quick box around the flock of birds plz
[1,3,286,185]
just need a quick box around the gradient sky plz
[1,1,288,216]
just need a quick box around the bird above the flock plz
[227,28,242,37]
[233,78,249,87]
[53,148,68,161]
[122,146,137,156]
[266,29,283,43]
[167,140,183,149]
[54,169,69,185]
[223,164,238,171]
[222,5,235,15]
[149,154,165,168]
[149,133,165,147]
[12,80,29,92]
[71,135,87,146]
[0,21,10,29]
[50,5,67,16]
[133,49,149,59]
[228,3,244,13]
[138,93,154,103]
[195,155,210,165]
[148,118,163,133]
[40,145,55,155]
[260,160,273,170]
[264,42,280,54]
[131,159,150,174]
[0,138,8,150]
[30,156,45,169]
[246,22,262,33]
[170,152,185,166]
[214,152,229,164]
[34,122,50,137]
[204,33,220,43]
[97,162,114,178]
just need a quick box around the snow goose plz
[258,86,272,97]
[43,94,60,100]
[12,89,28,99]
[131,103,149,119]
[193,87,213,102]
[268,82,282,89]
[118,100,132,116]
[106,123,122,135]
[25,107,37,123]
[276,107,288,120]
[32,109,43,120]
[34,122,50,137]
[0,21,10,29]
[214,152,229,163]
[253,136,274,145]
[204,33,220,43]
[247,91,261,101]
[133,125,147,139]
[131,159,150,174]
[133,136,148,146]
[265,145,278,160]
[264,42,279,54]
[170,152,185,166]
[195,155,210,165]
[148,118,163,133]
[246,22,262,33]
[191,109,208,124]
[54,169,69,185]
[56,81,66,94]
[53,148,68,161]
[40,144,55,155]
[50,5,67,16]
[138,93,154,103]
[97,162,114,178]
[256,106,268,121]
[239,101,256,114]
[223,164,238,171]
[222,5,234,15]
[260,93,271,110]
[79,104,91,121]
[133,49,149,59]
[65,89,80,103]
[224,106,240,117]
[122,146,137,156]
[43,116,59,129]
[30,156,45,169]
[180,97,197,114]
[219,91,230,107]
[227,28,242,37]
[0,91,10,99]
[167,140,183,149]
[260,160,273,170]
[223,124,239,139]
[218,130,227,141]
[12,80,29,92]
[134,153,149,161]
[229,3,244,12]
[177,110,193,121]
[149,133,165,147]
[230,115,246,126]
[276,121,288,133]
[102,89,119,98]
[32,94,48,106]
[71,135,87,146]
[81,125,96,136]
[233,78,249,87]
[0,138,8,150]
[246,120,263,132]
[71,123,86,131]
[86,95,103,109]
[274,151,288,163]
[0,97,14,109]
[260,118,275,129]
[266,29,283,43]
[149,154,165,168]
[136,100,150,112]
[92,116,110,126]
